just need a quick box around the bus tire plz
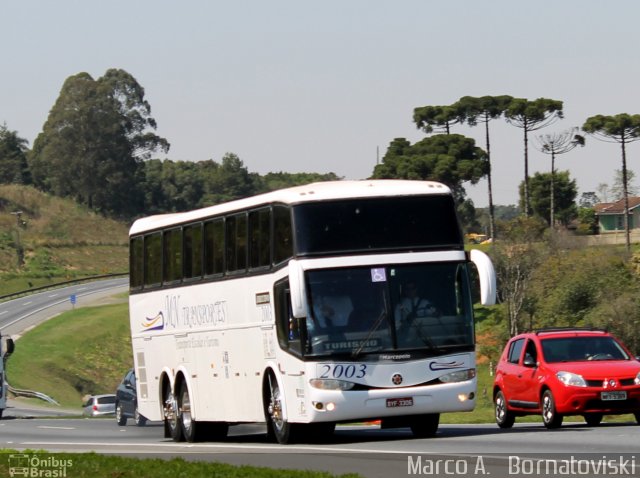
[163,384,183,441]
[265,372,296,444]
[410,413,440,438]
[179,381,200,442]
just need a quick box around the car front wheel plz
[495,391,515,429]
[541,390,563,429]
[116,403,127,426]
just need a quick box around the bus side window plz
[144,232,162,287]
[130,236,144,290]
[226,214,248,273]
[274,279,301,355]
[249,208,271,269]
[204,219,224,275]
[273,205,293,265]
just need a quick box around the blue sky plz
[3,1,640,206]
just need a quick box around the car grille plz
[585,378,637,387]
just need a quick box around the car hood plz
[545,360,640,379]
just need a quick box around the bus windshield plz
[303,262,474,358]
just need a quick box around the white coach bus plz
[128,180,496,443]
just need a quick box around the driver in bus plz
[394,281,438,330]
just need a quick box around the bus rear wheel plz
[163,385,183,441]
[179,381,200,442]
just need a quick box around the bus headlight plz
[309,379,355,391]
[438,369,476,384]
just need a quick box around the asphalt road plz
[0,277,128,337]
[1,418,639,477]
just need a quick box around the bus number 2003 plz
[317,363,367,379]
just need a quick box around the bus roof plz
[129,179,451,236]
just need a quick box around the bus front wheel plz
[266,373,297,444]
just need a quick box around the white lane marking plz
[22,301,32,306]
[48,294,59,298]
[37,426,76,430]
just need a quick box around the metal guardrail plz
[0,272,129,303]
[7,383,60,405]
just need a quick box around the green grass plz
[8,303,132,408]
[0,452,361,478]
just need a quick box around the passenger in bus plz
[311,291,353,329]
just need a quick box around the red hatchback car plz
[493,328,640,429]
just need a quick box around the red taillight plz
[93,405,98,411]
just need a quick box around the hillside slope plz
[0,185,128,294]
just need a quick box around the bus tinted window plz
[184,224,203,279]
[144,232,162,287]
[226,214,247,272]
[249,208,271,269]
[293,195,462,255]
[163,228,182,283]
[204,219,224,275]
[273,205,293,264]
[130,236,144,289]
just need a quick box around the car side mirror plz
[523,355,537,368]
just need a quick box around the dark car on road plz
[115,368,147,426]
[493,328,640,429]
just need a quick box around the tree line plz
[0,69,339,220]
[2,68,640,243]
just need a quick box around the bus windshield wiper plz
[352,309,387,359]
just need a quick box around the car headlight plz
[557,371,587,387]
[634,371,640,386]
[309,379,355,391]
[439,369,476,383]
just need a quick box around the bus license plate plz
[601,391,626,401]
[386,397,413,408]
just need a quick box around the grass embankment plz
[8,303,132,407]
[0,184,128,296]
[0,452,361,478]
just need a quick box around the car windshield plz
[541,336,630,363]
[302,262,474,358]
